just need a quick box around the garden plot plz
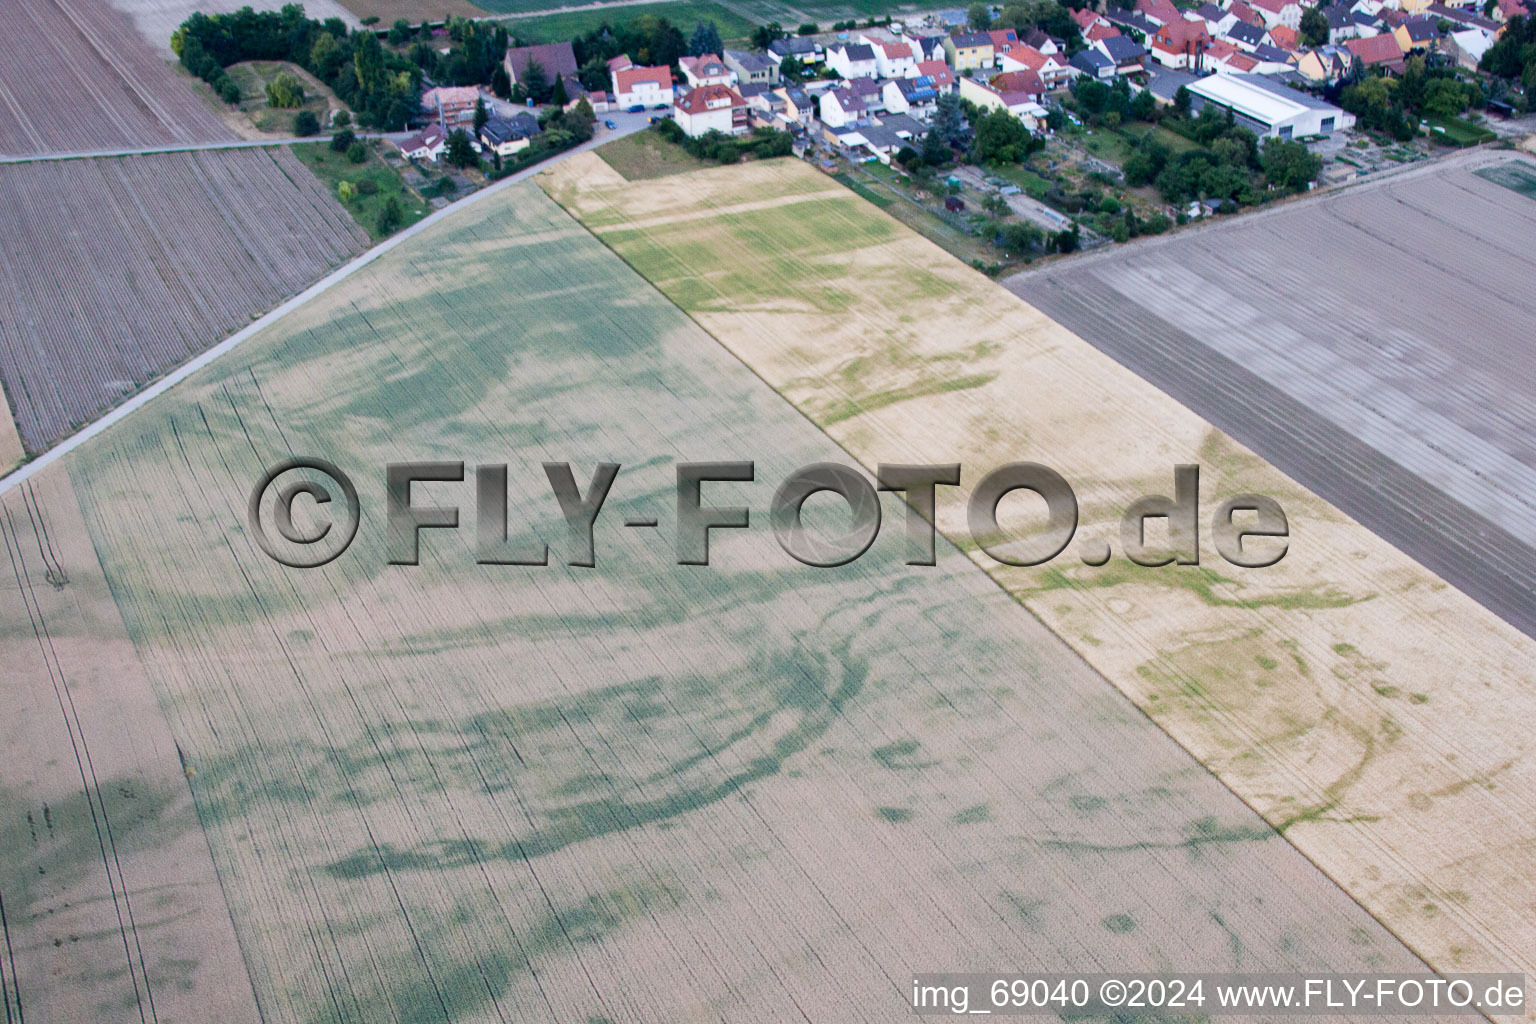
[541,151,1536,999]
[3,181,1424,1023]
[0,147,367,455]
[0,0,233,155]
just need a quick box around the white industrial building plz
[1185,73,1354,139]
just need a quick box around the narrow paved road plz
[0,113,650,494]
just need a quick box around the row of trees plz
[1480,13,1536,91]
[1339,58,1485,140]
[173,4,421,129]
[653,118,795,163]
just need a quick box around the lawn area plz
[1425,114,1496,147]
[1119,120,1207,154]
[496,0,755,42]
[291,140,430,242]
[225,61,339,135]
[990,162,1054,200]
[597,129,708,179]
[1072,121,1206,164]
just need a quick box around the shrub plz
[336,180,356,202]
[354,177,379,195]
[218,77,241,104]
[346,140,368,163]
[330,128,356,152]
[377,195,404,234]
[266,71,305,108]
[294,110,320,136]
[333,109,351,127]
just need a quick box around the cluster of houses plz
[392,0,1519,167]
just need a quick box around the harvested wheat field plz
[0,388,23,476]
[1,181,1430,1023]
[108,0,361,55]
[0,0,233,156]
[541,152,1536,996]
[0,147,367,456]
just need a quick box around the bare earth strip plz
[0,470,260,1024]
[0,0,233,156]
[109,0,361,56]
[1009,151,1536,641]
[540,152,1536,999]
[10,182,1426,1022]
[0,386,23,476]
[0,147,368,456]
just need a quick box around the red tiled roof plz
[1268,24,1298,48]
[1137,0,1183,24]
[1225,51,1260,69]
[1086,22,1122,41]
[1346,32,1405,63]
[1154,17,1210,50]
[1228,0,1264,25]
[1248,0,1293,14]
[991,68,1045,97]
[675,83,745,114]
[1071,6,1104,29]
[916,59,956,86]
[615,64,671,92]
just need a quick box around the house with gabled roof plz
[393,123,449,161]
[1001,44,1075,86]
[504,42,578,88]
[945,30,995,69]
[1394,16,1444,53]
[819,86,868,127]
[1228,0,1266,27]
[1070,48,1117,79]
[1248,0,1302,30]
[725,49,778,86]
[680,53,734,88]
[883,74,941,114]
[674,83,749,136]
[1225,20,1271,49]
[1344,31,1404,71]
[1268,24,1300,50]
[959,72,1048,127]
[612,63,674,110]
[1137,0,1183,25]
[1094,34,1149,73]
[862,34,919,77]
[768,36,822,63]
[916,59,958,91]
[988,28,1023,63]
[1151,17,1211,68]
[1086,21,1123,44]
[479,112,540,157]
[421,85,480,126]
[1196,3,1240,34]
[1296,43,1356,81]
[827,42,879,78]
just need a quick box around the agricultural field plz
[0,0,234,156]
[1012,150,1536,641]
[501,0,756,44]
[108,0,359,54]
[1,181,1428,1023]
[596,129,710,180]
[0,148,367,455]
[0,391,23,476]
[541,152,1536,992]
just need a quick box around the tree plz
[895,144,921,168]
[689,20,724,56]
[336,179,356,202]
[932,92,967,146]
[1173,84,1191,116]
[491,65,511,99]
[969,3,994,30]
[523,58,550,104]
[333,109,351,127]
[388,18,412,44]
[377,195,404,235]
[330,127,356,152]
[551,73,569,106]
[750,21,785,50]
[1130,88,1156,122]
[983,192,1011,218]
[294,110,320,135]
[474,96,489,134]
[921,127,951,166]
[797,22,819,35]
[446,128,479,168]
[1260,136,1321,191]
[345,140,368,163]
[1300,6,1329,48]
[997,221,1042,254]
[266,71,305,108]
[970,106,1038,163]
[780,55,805,81]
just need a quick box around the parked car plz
[627,104,645,113]
[604,120,617,129]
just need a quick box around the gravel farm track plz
[0,0,233,156]
[0,148,368,454]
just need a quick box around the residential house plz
[674,83,749,136]
[1196,2,1240,34]
[1137,0,1184,25]
[960,70,1048,125]
[819,86,868,127]
[724,49,778,86]
[1106,9,1162,39]
[1396,0,1434,13]
[1344,31,1405,70]
[680,53,734,88]
[1268,24,1300,50]
[393,124,449,161]
[1150,17,1211,67]
[421,85,479,126]
[1248,0,1303,29]
[916,59,959,91]
[863,34,919,77]
[1445,26,1494,67]
[1094,34,1149,73]
[1296,43,1356,80]
[768,36,822,64]
[1069,48,1117,79]
[503,41,578,89]
[827,42,880,78]
[988,28,1023,64]
[1228,0,1266,27]
[1495,0,1531,21]
[1318,5,1361,42]
[612,63,674,109]
[945,31,995,69]
[1225,20,1271,49]
[478,112,540,157]
[1071,6,1109,32]
[883,74,941,114]
[1206,38,1263,71]
[1086,22,1124,44]
[775,84,815,126]
[909,32,950,62]
[1249,43,1300,71]
[1021,28,1060,54]
[1001,45,1075,87]
[1426,3,1499,31]
[1394,17,1444,53]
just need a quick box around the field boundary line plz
[0,124,642,497]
